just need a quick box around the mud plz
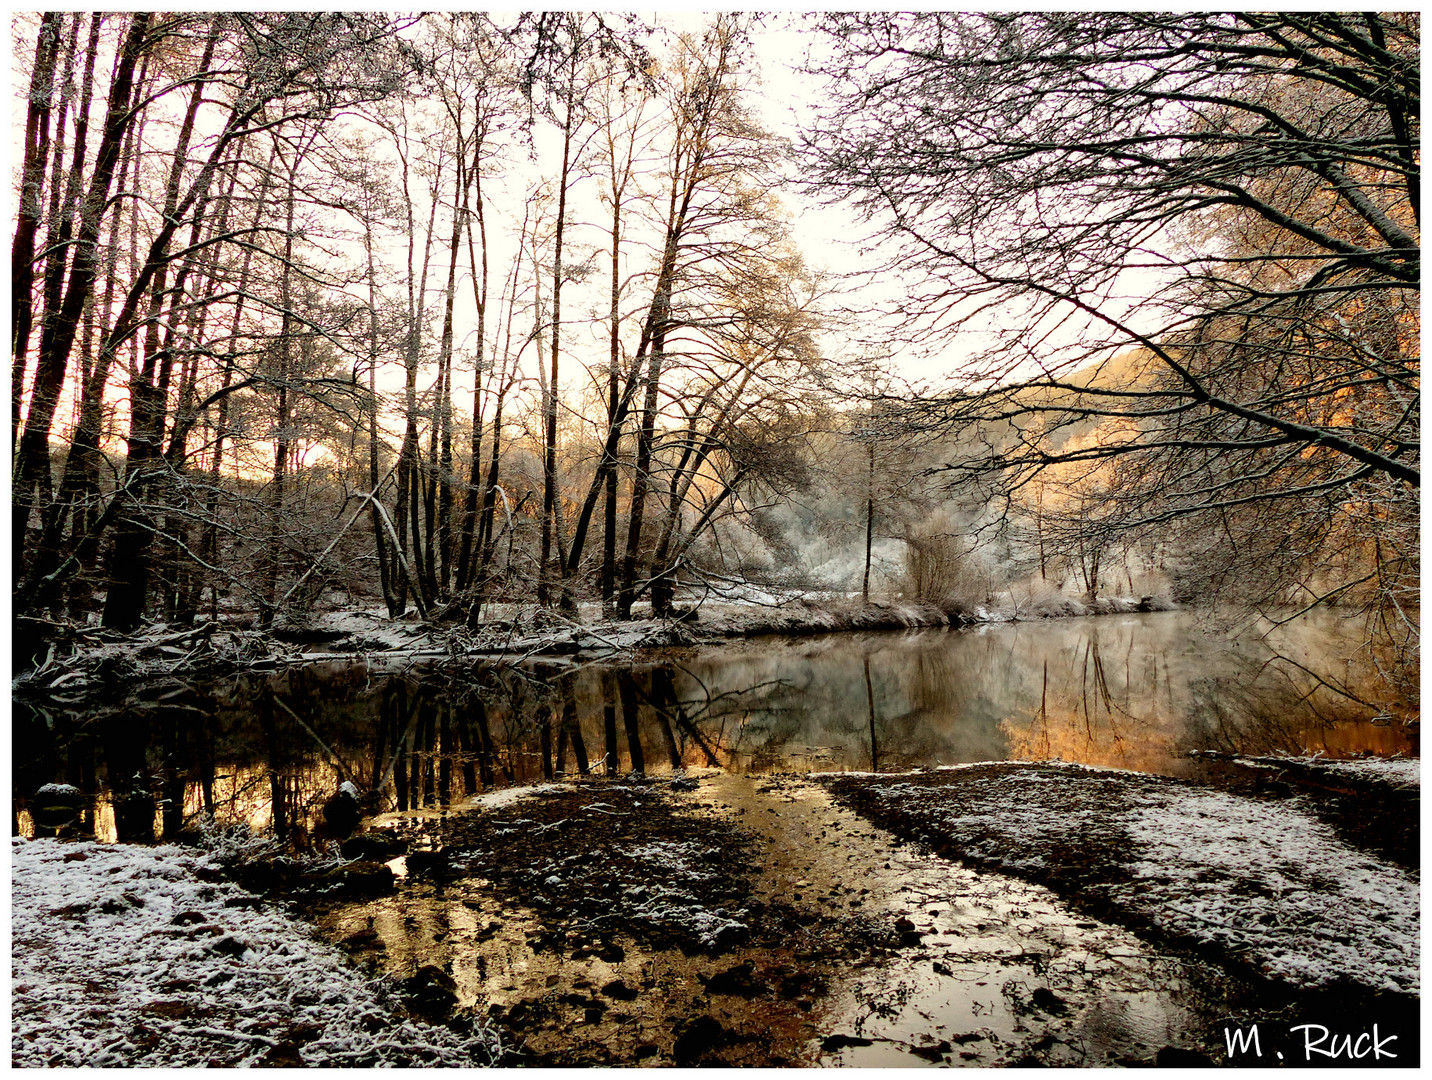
[299,772,1252,1066]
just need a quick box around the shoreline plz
[14,593,1174,694]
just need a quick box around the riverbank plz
[13,755,1415,1067]
[10,835,503,1067]
[14,591,1171,693]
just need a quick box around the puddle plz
[315,774,1222,1066]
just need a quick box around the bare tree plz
[803,12,1418,652]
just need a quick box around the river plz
[13,610,1414,842]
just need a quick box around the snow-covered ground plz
[824,764,1419,996]
[1312,756,1420,788]
[11,837,501,1067]
[1124,790,1418,994]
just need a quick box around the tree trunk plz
[15,13,148,592]
[539,78,577,608]
[10,12,63,440]
[617,288,669,619]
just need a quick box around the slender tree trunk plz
[433,146,466,596]
[601,182,623,615]
[362,205,400,616]
[863,440,875,603]
[539,79,577,608]
[617,289,669,619]
[455,140,489,591]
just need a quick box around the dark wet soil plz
[302,777,901,1066]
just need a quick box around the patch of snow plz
[467,782,570,810]
[11,837,501,1067]
[33,783,82,798]
[1312,757,1419,788]
[618,840,713,881]
[1125,793,1419,994]
[832,766,1418,996]
[624,885,749,950]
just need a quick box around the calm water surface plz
[14,611,1416,842]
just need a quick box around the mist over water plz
[14,611,1414,843]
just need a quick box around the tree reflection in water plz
[13,612,1415,844]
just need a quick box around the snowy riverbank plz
[14,591,1171,693]
[821,758,1420,997]
[10,836,502,1067]
[12,754,1419,1067]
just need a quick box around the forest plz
[10,12,1420,698]
[11,12,1421,1070]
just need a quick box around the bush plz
[901,514,986,612]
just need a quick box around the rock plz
[31,783,84,831]
[171,910,208,926]
[340,829,406,861]
[221,895,265,909]
[910,1040,951,1062]
[208,934,250,957]
[322,786,362,838]
[402,964,458,1019]
[405,849,450,878]
[822,1034,874,1052]
[1030,987,1067,1015]
[341,927,381,948]
[701,962,765,998]
[672,1016,727,1065]
[892,915,926,946]
[297,860,395,898]
[602,979,639,1002]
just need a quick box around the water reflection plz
[678,612,1415,776]
[12,612,1415,842]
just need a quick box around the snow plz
[612,840,750,948]
[11,837,502,1067]
[1125,793,1419,994]
[467,782,570,809]
[1314,757,1420,788]
[34,783,82,798]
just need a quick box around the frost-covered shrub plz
[901,513,987,613]
[197,818,283,866]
